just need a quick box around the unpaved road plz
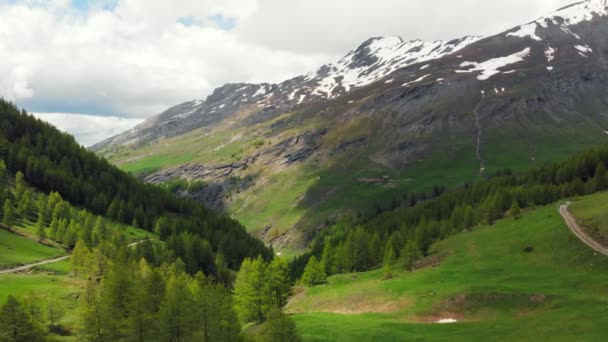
[559,203,608,256]
[0,255,71,275]
[0,239,150,275]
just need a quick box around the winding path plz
[0,239,150,275]
[559,203,608,256]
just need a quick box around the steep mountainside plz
[94,0,608,252]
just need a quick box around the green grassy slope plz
[287,200,608,341]
[570,191,608,241]
[0,229,66,268]
[105,99,608,254]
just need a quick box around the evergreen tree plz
[593,162,607,191]
[17,190,34,220]
[510,201,522,220]
[2,199,15,227]
[44,294,65,331]
[265,257,292,309]
[402,240,420,272]
[14,171,25,201]
[255,309,302,342]
[382,242,396,279]
[234,257,268,324]
[71,240,90,277]
[0,295,45,342]
[159,272,196,341]
[299,256,327,286]
[320,240,334,276]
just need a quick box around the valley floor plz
[287,196,608,341]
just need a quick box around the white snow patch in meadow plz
[402,74,430,87]
[436,319,458,324]
[545,46,556,62]
[456,48,531,81]
[507,23,542,41]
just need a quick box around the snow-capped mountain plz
[91,35,481,150]
[93,0,608,247]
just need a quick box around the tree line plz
[292,144,608,283]
[0,99,272,276]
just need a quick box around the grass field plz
[0,229,66,268]
[287,200,608,341]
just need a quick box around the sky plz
[0,0,575,146]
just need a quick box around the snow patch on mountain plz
[307,36,482,99]
[545,46,556,62]
[402,74,431,87]
[456,48,531,81]
[508,23,542,41]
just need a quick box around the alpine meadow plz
[2,0,608,341]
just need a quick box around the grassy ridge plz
[0,229,65,268]
[570,191,608,240]
[288,200,608,341]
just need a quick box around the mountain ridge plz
[93,0,608,251]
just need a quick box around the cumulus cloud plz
[31,112,143,147]
[1,0,574,125]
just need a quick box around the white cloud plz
[0,0,575,127]
[236,0,574,55]
[31,112,143,147]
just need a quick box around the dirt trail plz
[0,239,150,275]
[559,203,608,256]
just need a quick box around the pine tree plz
[2,199,15,227]
[159,272,196,341]
[265,257,292,309]
[0,295,45,342]
[320,241,334,277]
[17,190,34,221]
[593,162,607,191]
[14,171,25,201]
[299,256,327,286]
[255,309,302,342]
[510,201,522,220]
[45,294,65,330]
[234,257,268,324]
[71,240,90,277]
[382,242,396,279]
[402,240,420,272]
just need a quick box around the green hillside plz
[288,200,608,341]
[0,229,65,268]
[105,93,608,254]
